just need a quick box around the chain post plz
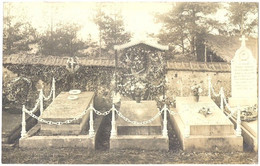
[89,105,95,137]
[236,106,242,136]
[40,89,44,116]
[111,104,117,137]
[52,77,56,101]
[162,104,168,137]
[21,105,28,139]
[220,87,224,111]
[208,76,211,98]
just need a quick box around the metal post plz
[40,89,44,116]
[236,106,242,136]
[208,76,211,98]
[89,104,95,137]
[162,104,168,137]
[52,77,55,101]
[220,87,224,111]
[21,105,27,139]
[111,104,117,137]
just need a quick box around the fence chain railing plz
[115,108,163,125]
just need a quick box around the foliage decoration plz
[117,44,166,101]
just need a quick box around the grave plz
[170,96,243,152]
[229,35,257,107]
[19,91,102,149]
[110,40,169,150]
[110,100,169,150]
[228,35,258,151]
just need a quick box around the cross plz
[67,57,76,70]
[239,35,248,47]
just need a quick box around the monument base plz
[228,97,257,107]
[170,111,243,152]
[110,135,169,151]
[227,113,258,152]
[110,100,169,150]
[19,116,103,149]
[171,96,243,152]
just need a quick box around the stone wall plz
[165,70,231,106]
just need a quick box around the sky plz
[4,2,174,42]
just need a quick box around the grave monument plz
[228,35,258,152]
[110,40,169,150]
[19,59,101,149]
[229,35,257,107]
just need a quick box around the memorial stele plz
[229,35,257,107]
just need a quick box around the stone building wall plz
[165,70,231,105]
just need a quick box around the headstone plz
[169,96,243,152]
[229,35,257,107]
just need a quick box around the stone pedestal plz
[170,96,243,152]
[110,100,169,150]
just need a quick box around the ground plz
[1,115,258,164]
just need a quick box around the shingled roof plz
[114,39,169,51]
[204,34,258,62]
[3,54,115,67]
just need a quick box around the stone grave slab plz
[110,100,169,150]
[19,91,104,149]
[170,96,243,152]
[40,91,94,135]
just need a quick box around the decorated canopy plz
[114,39,169,51]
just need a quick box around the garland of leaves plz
[4,64,114,111]
[117,45,166,101]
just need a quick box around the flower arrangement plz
[191,84,203,96]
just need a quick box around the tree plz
[3,8,38,55]
[155,2,220,60]
[227,2,258,36]
[39,23,87,56]
[93,6,131,57]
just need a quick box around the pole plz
[89,104,95,137]
[40,89,44,116]
[236,106,242,136]
[21,105,27,139]
[162,104,168,137]
[52,77,55,101]
[220,87,224,111]
[208,76,211,98]
[111,104,117,137]
[115,50,118,94]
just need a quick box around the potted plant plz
[191,84,203,102]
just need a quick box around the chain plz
[25,99,40,114]
[23,107,91,125]
[92,107,112,116]
[42,88,53,101]
[115,108,163,125]
[166,108,178,116]
[210,83,221,97]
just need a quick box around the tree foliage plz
[156,2,220,60]
[227,2,258,36]
[94,7,131,56]
[39,23,88,57]
[3,15,38,55]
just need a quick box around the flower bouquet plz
[191,84,202,102]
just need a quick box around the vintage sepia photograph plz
[1,1,258,164]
